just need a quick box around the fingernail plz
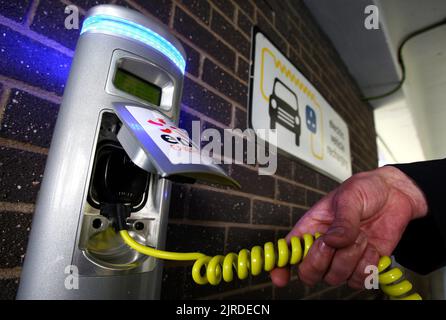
[326,227,345,237]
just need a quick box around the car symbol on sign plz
[269,78,301,146]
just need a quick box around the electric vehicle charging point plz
[17,5,236,300]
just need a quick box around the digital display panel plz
[113,68,162,106]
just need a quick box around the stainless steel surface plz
[17,5,184,299]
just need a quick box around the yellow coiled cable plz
[119,230,422,300]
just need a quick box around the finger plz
[297,238,335,286]
[270,267,291,287]
[323,232,368,286]
[286,192,336,242]
[324,186,362,249]
[347,244,380,289]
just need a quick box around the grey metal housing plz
[17,5,186,299]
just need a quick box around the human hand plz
[270,166,428,289]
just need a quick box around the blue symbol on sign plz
[306,105,317,134]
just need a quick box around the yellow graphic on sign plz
[260,47,324,160]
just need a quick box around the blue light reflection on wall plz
[81,15,186,74]
[0,25,71,95]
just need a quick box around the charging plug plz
[88,142,150,230]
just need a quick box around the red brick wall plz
[0,0,378,300]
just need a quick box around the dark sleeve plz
[390,158,446,275]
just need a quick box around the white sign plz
[125,106,203,164]
[249,30,352,182]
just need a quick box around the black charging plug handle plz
[100,203,131,231]
[89,142,151,231]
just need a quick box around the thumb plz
[270,267,290,287]
[323,188,362,249]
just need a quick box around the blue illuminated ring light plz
[81,15,186,74]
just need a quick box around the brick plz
[256,13,287,52]
[230,165,275,198]
[252,199,290,227]
[68,0,108,10]
[0,0,30,23]
[275,153,294,179]
[237,56,250,81]
[0,212,32,268]
[301,46,321,80]
[188,187,249,223]
[276,278,306,299]
[120,0,173,25]
[307,190,324,207]
[233,107,247,132]
[210,0,235,21]
[291,206,306,225]
[174,7,235,69]
[237,0,254,19]
[289,48,313,82]
[275,228,289,240]
[202,59,248,107]
[0,278,19,300]
[179,0,210,25]
[223,286,273,300]
[294,161,317,188]
[168,183,190,219]
[318,174,339,193]
[166,223,225,254]
[181,41,200,77]
[237,9,253,38]
[178,108,201,138]
[226,227,275,253]
[275,11,292,39]
[0,89,59,148]
[211,10,250,59]
[254,0,274,21]
[287,23,302,54]
[161,266,185,299]
[277,180,306,206]
[0,25,71,95]
[30,0,83,51]
[0,147,46,203]
[182,77,232,126]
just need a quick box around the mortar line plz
[25,0,40,27]
[0,137,49,155]
[0,87,12,125]
[168,218,291,232]
[0,75,63,105]
[0,15,74,58]
[0,202,35,214]
[173,30,249,87]
[0,267,22,280]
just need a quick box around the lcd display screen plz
[113,68,162,106]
